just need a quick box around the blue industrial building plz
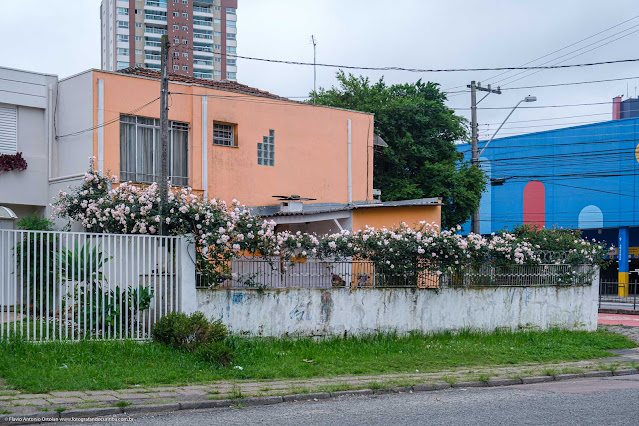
[461,112,639,290]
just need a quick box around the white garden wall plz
[196,279,599,337]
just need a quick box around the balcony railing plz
[193,6,212,14]
[193,0,214,5]
[194,72,213,79]
[145,27,167,35]
[194,59,213,66]
[145,0,167,7]
[193,45,213,53]
[145,13,167,21]
[145,54,161,61]
[194,33,213,40]
[193,20,213,27]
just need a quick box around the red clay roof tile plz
[117,67,288,101]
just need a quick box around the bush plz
[194,341,234,366]
[16,214,54,231]
[151,311,229,353]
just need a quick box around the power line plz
[443,15,639,90]
[494,23,639,87]
[57,97,160,139]
[172,44,639,73]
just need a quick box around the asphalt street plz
[95,375,639,426]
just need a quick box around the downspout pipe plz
[348,119,352,204]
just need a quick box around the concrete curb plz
[4,370,635,424]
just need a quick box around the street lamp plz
[479,95,537,157]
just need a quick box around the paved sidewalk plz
[1,352,638,417]
[598,313,639,327]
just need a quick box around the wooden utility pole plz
[468,80,501,234]
[159,34,170,235]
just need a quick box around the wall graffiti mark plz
[232,293,245,305]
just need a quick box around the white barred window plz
[213,122,235,147]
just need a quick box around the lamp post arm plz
[479,100,523,157]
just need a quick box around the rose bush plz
[53,165,608,286]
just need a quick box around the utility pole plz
[311,35,317,104]
[468,80,501,234]
[159,34,170,235]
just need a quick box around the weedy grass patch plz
[0,328,633,393]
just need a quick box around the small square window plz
[213,122,236,147]
[174,51,179,57]
[135,36,142,41]
[182,52,188,57]
[173,12,178,16]
[182,0,188,4]
[173,25,179,30]
[182,39,188,44]
[173,65,179,70]
[135,49,143,54]
[183,13,188,18]
[182,26,188,31]
[174,37,179,43]
[135,22,142,28]
[182,66,188,71]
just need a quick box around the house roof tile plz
[117,67,288,100]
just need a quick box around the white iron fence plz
[0,230,184,341]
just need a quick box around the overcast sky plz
[2,0,639,138]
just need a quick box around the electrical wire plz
[494,24,639,87]
[443,15,639,90]
[170,43,639,73]
[57,97,160,138]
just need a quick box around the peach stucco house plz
[50,67,441,233]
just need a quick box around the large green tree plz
[311,71,485,229]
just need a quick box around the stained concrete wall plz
[196,279,599,337]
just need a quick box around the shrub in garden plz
[53,163,608,287]
[151,312,232,365]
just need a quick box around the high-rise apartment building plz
[100,0,237,81]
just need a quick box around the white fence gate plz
[0,230,188,341]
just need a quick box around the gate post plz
[179,235,197,314]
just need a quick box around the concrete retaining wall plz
[196,280,599,337]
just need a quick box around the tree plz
[311,71,485,229]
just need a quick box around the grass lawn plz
[0,329,634,393]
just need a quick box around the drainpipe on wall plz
[201,95,208,200]
[348,119,352,204]
[97,79,105,172]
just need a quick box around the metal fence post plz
[179,235,198,315]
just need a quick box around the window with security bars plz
[257,129,274,166]
[213,123,235,146]
[119,115,189,186]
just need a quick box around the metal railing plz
[193,6,212,14]
[194,33,213,40]
[0,230,182,341]
[442,264,594,287]
[196,259,593,290]
[145,0,167,7]
[599,281,639,310]
[145,27,167,35]
[193,20,213,27]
